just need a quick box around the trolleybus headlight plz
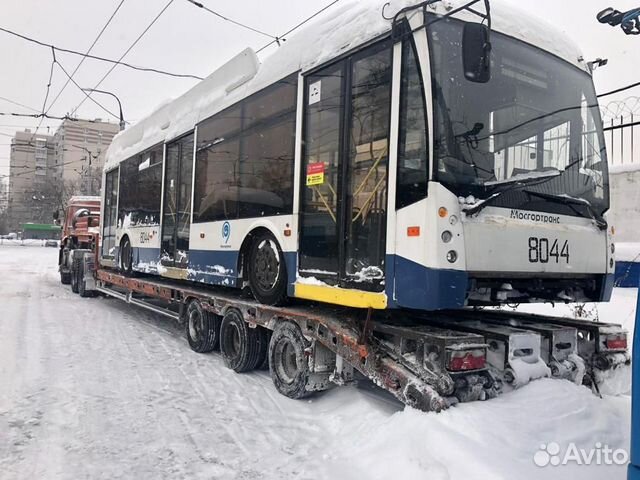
[449,215,459,226]
[446,250,458,263]
[610,259,615,269]
[441,231,453,243]
[611,243,615,254]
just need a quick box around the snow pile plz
[617,242,640,263]
[320,381,629,480]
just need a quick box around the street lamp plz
[81,88,126,131]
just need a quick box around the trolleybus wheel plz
[269,322,313,400]
[219,309,265,372]
[247,232,287,306]
[119,236,133,274]
[185,299,220,353]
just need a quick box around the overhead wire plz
[44,0,127,119]
[598,80,640,99]
[71,0,177,116]
[56,59,122,122]
[184,0,277,40]
[0,96,40,113]
[0,26,203,81]
[256,0,341,54]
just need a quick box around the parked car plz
[45,240,59,248]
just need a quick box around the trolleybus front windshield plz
[428,18,610,217]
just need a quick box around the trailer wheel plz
[219,310,264,372]
[247,232,288,306]
[256,327,272,370]
[71,254,81,294]
[269,322,313,400]
[185,300,220,353]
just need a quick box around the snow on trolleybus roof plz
[103,0,587,171]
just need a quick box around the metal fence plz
[604,114,640,166]
[601,96,640,167]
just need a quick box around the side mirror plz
[462,22,491,83]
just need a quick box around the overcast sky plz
[1,0,639,178]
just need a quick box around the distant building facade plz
[53,118,120,197]
[6,130,57,231]
[6,119,119,231]
[0,177,8,213]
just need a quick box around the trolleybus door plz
[161,133,194,268]
[299,42,392,291]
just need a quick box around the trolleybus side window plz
[193,75,297,223]
[397,39,428,210]
[102,168,119,257]
[117,144,163,227]
[194,106,242,223]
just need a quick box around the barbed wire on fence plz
[600,96,640,122]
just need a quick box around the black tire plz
[119,236,133,274]
[219,310,265,373]
[185,300,220,353]
[71,254,81,294]
[60,270,71,285]
[255,327,271,370]
[78,254,93,298]
[247,232,288,306]
[269,322,313,400]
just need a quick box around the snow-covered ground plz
[0,245,634,480]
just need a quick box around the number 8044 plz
[528,237,570,264]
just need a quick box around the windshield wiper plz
[522,190,607,230]
[464,175,559,216]
[464,158,583,217]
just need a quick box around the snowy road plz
[0,245,634,480]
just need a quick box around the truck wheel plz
[269,322,312,400]
[219,310,264,372]
[60,271,71,285]
[78,254,93,298]
[185,300,220,353]
[247,232,288,306]
[71,254,81,294]
[119,236,133,274]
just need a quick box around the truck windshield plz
[428,17,610,217]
